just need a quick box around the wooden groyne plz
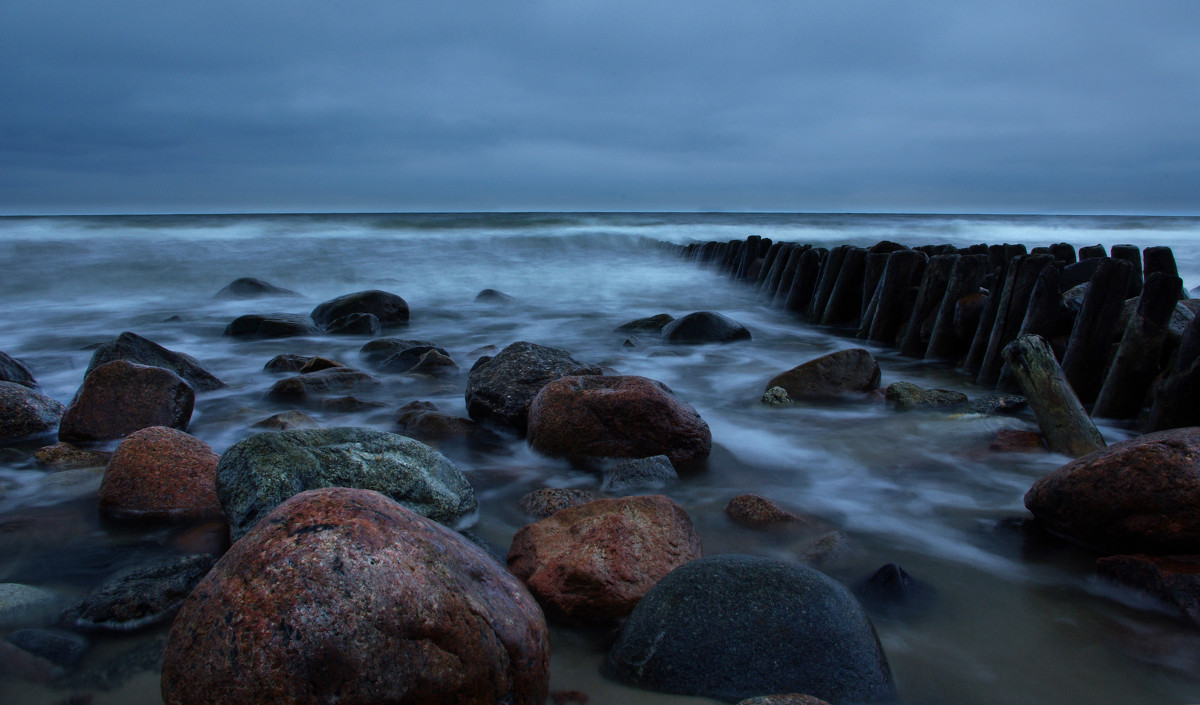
[675,236,1199,432]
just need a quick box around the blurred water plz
[2,212,1200,704]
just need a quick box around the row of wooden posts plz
[675,235,1200,447]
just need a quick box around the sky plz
[1,1,1198,215]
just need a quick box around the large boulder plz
[86,332,225,391]
[465,341,602,436]
[265,367,381,405]
[98,426,223,521]
[224,313,320,339]
[1025,427,1200,554]
[765,348,881,400]
[58,361,194,443]
[661,311,751,344]
[311,290,409,329]
[507,495,702,624]
[604,554,896,704]
[216,427,477,541]
[161,487,549,705]
[0,350,37,388]
[0,382,65,443]
[527,375,711,468]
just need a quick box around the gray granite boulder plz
[216,427,477,541]
[662,311,751,344]
[604,554,896,704]
[0,382,65,443]
[465,341,602,436]
[86,332,225,391]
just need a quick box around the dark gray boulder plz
[475,288,516,304]
[661,311,751,344]
[325,312,382,336]
[0,351,37,388]
[465,341,602,436]
[381,345,450,373]
[0,382,65,443]
[311,290,409,329]
[214,277,298,299]
[359,338,438,366]
[614,313,675,334]
[224,313,320,339]
[216,427,478,541]
[263,353,311,373]
[65,554,215,632]
[265,367,381,404]
[86,332,225,391]
[604,554,896,704]
[57,361,194,443]
[601,455,678,493]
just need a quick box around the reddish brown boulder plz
[765,349,880,400]
[58,361,194,443]
[0,382,65,443]
[1025,427,1200,553]
[527,375,711,468]
[725,494,808,528]
[507,494,702,624]
[162,487,549,705]
[990,429,1046,453]
[1096,554,1200,626]
[99,426,222,521]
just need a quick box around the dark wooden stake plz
[899,254,957,356]
[925,254,989,361]
[1003,334,1107,457]
[1060,258,1135,405]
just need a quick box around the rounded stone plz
[527,375,711,468]
[216,427,477,541]
[215,277,298,299]
[765,348,881,400]
[465,341,602,436]
[224,313,321,339]
[507,494,702,624]
[0,381,65,443]
[85,331,225,392]
[98,426,223,521]
[325,312,382,336]
[265,367,380,404]
[725,494,806,527]
[161,487,549,705]
[518,488,599,519]
[0,350,37,388]
[604,554,896,704]
[311,289,409,329]
[661,311,751,344]
[58,361,195,443]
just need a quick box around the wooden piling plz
[1060,258,1135,405]
[755,242,784,290]
[784,247,825,315]
[1079,244,1106,260]
[819,247,868,326]
[808,245,851,322]
[899,254,957,357]
[1002,334,1107,457]
[1111,244,1142,297]
[1146,315,1200,431]
[770,245,807,307]
[996,264,1074,389]
[977,254,1056,388]
[925,254,989,361]
[867,249,928,345]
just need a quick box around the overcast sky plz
[2,1,1197,215]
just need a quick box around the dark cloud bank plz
[2,1,1197,215]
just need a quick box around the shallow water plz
[2,212,1200,704]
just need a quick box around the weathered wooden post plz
[735,235,762,280]
[1092,272,1183,419]
[963,256,1013,376]
[755,242,784,290]
[996,264,1074,389]
[925,254,989,361]
[1146,315,1200,431]
[784,247,825,315]
[1060,258,1135,405]
[899,254,957,357]
[769,245,808,306]
[977,254,1056,388]
[1110,244,1142,297]
[819,247,868,326]
[1049,242,1077,265]
[808,245,850,321]
[1079,244,1106,260]
[867,249,928,345]
[1003,335,1107,457]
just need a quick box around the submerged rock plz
[527,375,711,468]
[359,338,439,366]
[324,312,382,336]
[161,487,550,705]
[855,563,937,618]
[725,494,807,528]
[85,332,225,391]
[465,341,602,436]
[34,442,111,469]
[475,288,516,304]
[661,311,751,344]
[311,289,409,329]
[265,367,381,404]
[1096,554,1200,627]
[216,427,477,541]
[0,583,61,628]
[604,554,896,704]
[58,361,194,443]
[0,381,65,443]
[4,628,89,668]
[600,455,678,493]
[66,554,215,632]
[395,401,501,447]
[613,313,675,334]
[766,348,881,400]
[251,410,319,431]
[214,277,298,298]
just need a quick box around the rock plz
[737,696,832,705]
[395,401,501,446]
[380,345,451,373]
[263,353,311,373]
[251,410,319,431]
[465,341,602,435]
[297,356,344,374]
[968,394,1028,415]
[265,367,380,404]
[725,494,807,528]
[407,349,458,376]
[855,563,936,618]
[1096,554,1200,627]
[216,427,477,541]
[324,312,382,336]
[990,429,1046,453]
[0,381,65,443]
[66,554,215,632]
[802,531,854,569]
[885,381,968,411]
[34,442,111,469]
[318,396,388,412]
[85,332,225,391]
[601,455,678,493]
[311,289,409,329]
[765,349,881,400]
[613,314,675,334]
[0,350,37,388]
[507,495,702,623]
[58,361,194,443]
[761,386,793,407]
[5,628,89,667]
[518,488,599,519]
[215,277,298,298]
[98,426,223,521]
[603,554,896,704]
[1025,427,1200,554]
[528,375,712,468]
[475,288,516,303]
[661,311,752,344]
[0,583,61,627]
[161,487,549,705]
[224,313,320,339]
[359,338,438,366]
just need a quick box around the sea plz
[1,212,1199,704]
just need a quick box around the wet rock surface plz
[98,426,223,521]
[518,488,600,519]
[725,493,807,528]
[885,381,968,410]
[661,311,751,344]
[0,350,37,388]
[766,348,881,400]
[0,381,65,443]
[613,313,675,334]
[600,455,677,493]
[1096,554,1200,627]
[215,277,298,298]
[465,341,602,435]
[311,289,409,329]
[85,332,225,391]
[264,367,381,404]
[161,487,550,705]
[224,313,320,339]
[58,361,194,443]
[65,554,215,632]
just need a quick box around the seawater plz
[2,212,1200,704]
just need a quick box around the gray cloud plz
[2,1,1197,213]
